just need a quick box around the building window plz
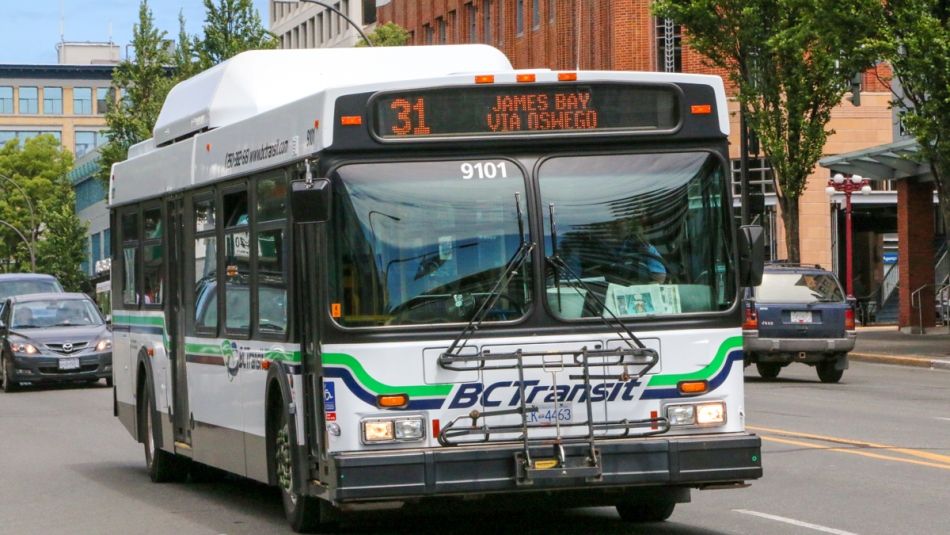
[91,232,102,267]
[548,0,555,22]
[730,157,776,198]
[423,23,433,44]
[532,0,540,28]
[103,228,111,258]
[75,177,106,212]
[437,17,446,43]
[96,88,111,114]
[19,87,38,114]
[0,87,12,114]
[75,131,97,157]
[517,0,524,35]
[74,87,93,115]
[362,0,377,25]
[656,18,682,72]
[1,130,60,144]
[483,0,492,43]
[467,3,477,42]
[43,87,63,114]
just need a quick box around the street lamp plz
[272,0,374,47]
[826,172,871,297]
[0,173,37,272]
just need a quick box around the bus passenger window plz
[143,207,162,239]
[122,246,137,306]
[257,228,287,334]
[225,230,250,332]
[257,174,288,223]
[224,190,249,227]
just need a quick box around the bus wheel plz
[275,408,332,533]
[138,379,184,482]
[816,360,844,383]
[616,497,676,522]
[756,362,782,380]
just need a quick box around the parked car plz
[0,292,112,392]
[743,264,856,383]
[0,273,64,301]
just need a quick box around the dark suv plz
[743,264,855,383]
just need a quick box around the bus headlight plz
[666,401,726,426]
[361,416,425,443]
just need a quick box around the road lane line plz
[733,509,859,535]
[748,425,950,466]
[761,435,950,471]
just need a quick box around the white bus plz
[111,45,764,532]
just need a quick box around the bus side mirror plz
[291,179,331,223]
[738,224,764,287]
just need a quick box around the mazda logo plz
[62,343,73,353]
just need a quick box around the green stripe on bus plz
[322,353,453,398]
[112,313,164,326]
[647,336,743,387]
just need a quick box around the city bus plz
[110,45,764,532]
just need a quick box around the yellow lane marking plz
[761,435,950,471]
[749,425,950,466]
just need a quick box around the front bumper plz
[11,352,112,384]
[744,331,855,357]
[324,433,762,502]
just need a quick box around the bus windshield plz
[540,151,735,318]
[330,159,532,327]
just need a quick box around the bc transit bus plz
[110,45,764,532]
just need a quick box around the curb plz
[850,352,950,371]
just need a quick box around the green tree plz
[0,135,86,287]
[878,1,950,252]
[194,0,277,69]
[357,22,410,47]
[653,0,883,262]
[97,0,175,185]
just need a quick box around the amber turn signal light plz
[377,394,409,408]
[677,380,709,395]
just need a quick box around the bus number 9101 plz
[461,161,508,180]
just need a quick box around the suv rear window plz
[0,279,63,301]
[755,272,844,304]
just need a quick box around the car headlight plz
[666,401,726,427]
[95,337,113,352]
[9,338,39,355]
[361,416,425,443]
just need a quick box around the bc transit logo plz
[223,340,240,380]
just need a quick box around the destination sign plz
[371,84,680,139]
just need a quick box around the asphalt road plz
[0,361,947,535]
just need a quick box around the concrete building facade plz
[270,0,379,49]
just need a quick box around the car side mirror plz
[738,224,765,287]
[291,178,331,223]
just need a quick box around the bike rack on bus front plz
[437,346,669,483]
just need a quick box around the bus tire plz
[816,360,843,383]
[756,362,782,380]
[616,497,676,522]
[138,377,184,483]
[274,407,333,533]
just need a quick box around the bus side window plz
[142,205,164,306]
[120,210,140,307]
[256,173,288,337]
[193,195,217,334]
[223,189,250,334]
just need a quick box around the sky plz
[1,1,271,65]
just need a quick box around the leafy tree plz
[653,0,883,262]
[194,0,277,69]
[357,22,410,47]
[878,1,950,251]
[0,135,87,288]
[97,0,175,185]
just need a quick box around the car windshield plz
[755,272,845,303]
[329,159,532,327]
[0,279,61,301]
[540,152,736,318]
[11,299,103,328]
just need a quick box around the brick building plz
[376,1,931,320]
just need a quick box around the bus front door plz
[166,196,190,445]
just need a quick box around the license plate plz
[790,311,813,324]
[526,404,573,425]
[59,358,80,370]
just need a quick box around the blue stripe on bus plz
[324,367,445,411]
[639,350,744,400]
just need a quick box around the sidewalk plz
[851,326,950,370]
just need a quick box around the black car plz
[743,264,856,383]
[0,292,112,392]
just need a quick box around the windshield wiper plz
[546,203,647,352]
[442,193,534,359]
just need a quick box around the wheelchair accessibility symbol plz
[323,382,336,412]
